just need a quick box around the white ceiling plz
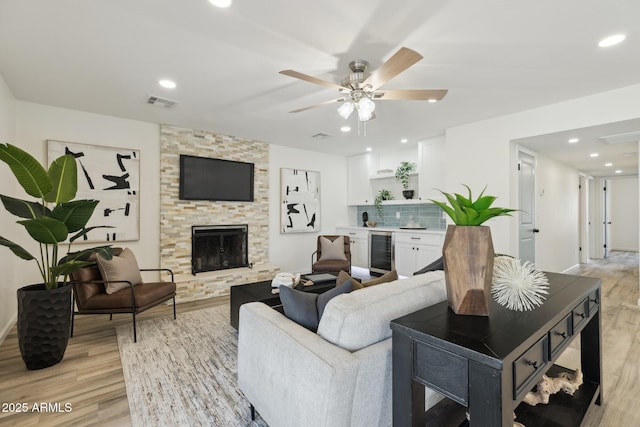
[1,0,639,173]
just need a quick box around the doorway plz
[518,151,536,264]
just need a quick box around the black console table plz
[391,272,602,427]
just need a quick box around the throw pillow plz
[336,269,397,288]
[337,270,364,290]
[413,257,444,275]
[96,248,144,294]
[318,236,347,261]
[316,279,353,318]
[279,279,354,332]
[279,286,319,331]
[361,269,398,287]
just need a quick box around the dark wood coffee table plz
[230,274,337,330]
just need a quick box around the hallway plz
[561,251,640,426]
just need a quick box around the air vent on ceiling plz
[146,95,178,108]
[598,131,640,145]
[311,132,332,139]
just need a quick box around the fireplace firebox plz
[191,225,249,275]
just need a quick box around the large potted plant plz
[395,161,416,199]
[430,185,515,316]
[0,143,113,370]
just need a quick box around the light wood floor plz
[0,252,638,427]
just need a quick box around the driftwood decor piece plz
[442,225,495,316]
[523,369,583,406]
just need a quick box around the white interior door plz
[578,175,589,264]
[603,179,611,258]
[518,152,536,263]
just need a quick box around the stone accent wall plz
[160,125,278,302]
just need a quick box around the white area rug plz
[116,305,267,426]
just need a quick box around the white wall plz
[609,176,639,251]
[446,83,640,272]
[15,102,161,286]
[0,73,17,342]
[534,153,580,271]
[269,144,349,274]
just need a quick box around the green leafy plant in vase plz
[374,189,393,218]
[430,184,516,225]
[430,185,516,316]
[0,143,114,369]
[395,161,416,199]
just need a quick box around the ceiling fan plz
[280,47,447,122]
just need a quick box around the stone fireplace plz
[191,225,249,275]
[160,125,279,303]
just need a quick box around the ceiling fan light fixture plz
[357,96,375,121]
[337,102,354,119]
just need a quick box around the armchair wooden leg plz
[172,296,177,320]
[109,313,113,321]
[250,404,256,421]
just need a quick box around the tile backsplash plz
[357,203,446,229]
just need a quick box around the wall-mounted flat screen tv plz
[179,155,254,202]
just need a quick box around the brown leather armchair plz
[69,248,177,342]
[311,235,351,274]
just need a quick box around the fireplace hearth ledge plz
[170,262,280,304]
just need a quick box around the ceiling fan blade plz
[288,98,346,113]
[280,70,346,91]
[363,47,423,90]
[374,89,448,101]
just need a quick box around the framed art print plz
[47,140,140,242]
[280,168,320,233]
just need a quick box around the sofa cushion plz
[96,248,143,294]
[319,236,347,261]
[280,279,353,332]
[317,271,447,351]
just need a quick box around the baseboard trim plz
[562,264,581,274]
[0,315,16,346]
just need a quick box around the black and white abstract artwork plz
[48,140,140,242]
[280,168,320,233]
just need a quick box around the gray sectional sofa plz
[237,270,448,427]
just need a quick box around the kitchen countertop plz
[337,225,446,235]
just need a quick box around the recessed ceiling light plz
[598,34,626,48]
[590,153,599,158]
[366,147,372,152]
[400,138,408,143]
[615,170,623,174]
[340,126,351,133]
[568,138,579,143]
[427,99,438,103]
[209,0,232,7]
[605,162,613,167]
[158,79,176,89]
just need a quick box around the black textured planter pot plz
[17,283,72,370]
[402,190,414,199]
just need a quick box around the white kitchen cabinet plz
[347,153,379,205]
[336,227,369,268]
[418,136,445,201]
[394,232,443,276]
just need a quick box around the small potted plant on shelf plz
[0,143,113,370]
[395,161,416,199]
[430,185,516,316]
[374,189,393,218]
